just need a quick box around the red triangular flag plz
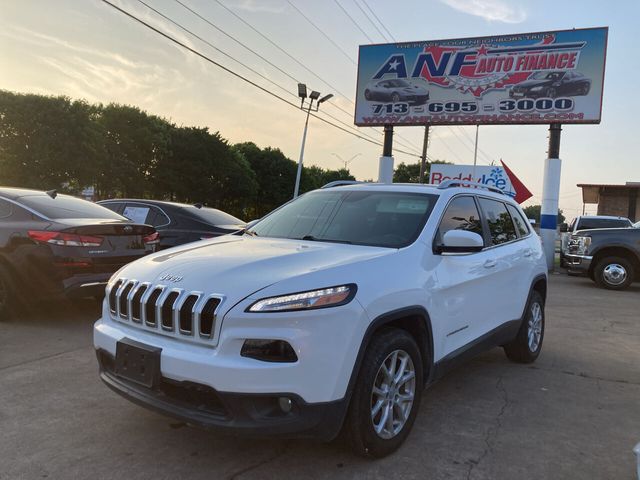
[501,160,533,204]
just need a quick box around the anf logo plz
[372,35,585,98]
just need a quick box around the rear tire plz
[594,256,634,290]
[343,328,423,458]
[504,291,545,363]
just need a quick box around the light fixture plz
[318,93,334,104]
[297,83,307,99]
[309,90,320,100]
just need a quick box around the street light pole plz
[293,99,314,199]
[293,84,333,199]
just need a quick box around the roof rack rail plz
[437,180,505,195]
[321,180,364,189]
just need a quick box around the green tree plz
[393,159,452,183]
[95,103,171,199]
[232,142,297,218]
[0,90,102,192]
[522,204,565,225]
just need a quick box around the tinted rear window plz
[19,194,125,220]
[185,207,243,225]
[578,218,631,230]
[479,198,517,245]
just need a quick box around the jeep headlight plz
[248,284,356,312]
[531,86,544,92]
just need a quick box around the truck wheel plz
[594,256,634,290]
[504,291,545,363]
[343,328,423,458]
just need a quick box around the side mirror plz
[437,230,484,254]
[559,223,568,233]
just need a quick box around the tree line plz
[0,90,355,219]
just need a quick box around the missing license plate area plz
[115,338,161,388]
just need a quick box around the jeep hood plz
[114,235,393,305]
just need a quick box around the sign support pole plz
[472,124,479,179]
[378,124,394,183]
[540,123,562,270]
[419,125,430,183]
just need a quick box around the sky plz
[1,0,639,219]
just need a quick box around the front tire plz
[364,89,372,100]
[504,291,545,363]
[343,328,423,458]
[594,256,634,290]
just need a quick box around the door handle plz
[483,259,497,268]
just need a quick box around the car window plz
[101,202,124,214]
[436,196,483,244]
[250,190,437,248]
[506,204,530,237]
[479,198,518,245]
[123,205,151,224]
[577,218,631,230]
[18,194,125,220]
[0,199,12,218]
[146,206,171,227]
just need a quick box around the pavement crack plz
[227,442,290,480]
[0,346,87,372]
[528,365,640,386]
[466,376,509,480]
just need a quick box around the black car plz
[509,71,591,99]
[98,199,245,250]
[0,188,158,317]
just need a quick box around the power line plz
[135,0,387,149]
[361,0,397,42]
[353,0,390,42]
[207,0,422,155]
[333,0,374,43]
[285,0,357,65]
[99,0,421,159]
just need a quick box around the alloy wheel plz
[370,350,416,440]
[528,302,543,352]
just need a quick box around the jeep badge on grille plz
[159,273,183,283]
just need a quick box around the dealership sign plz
[429,161,533,204]
[355,27,607,126]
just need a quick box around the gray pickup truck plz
[566,226,640,290]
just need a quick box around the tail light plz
[143,231,160,245]
[28,231,103,247]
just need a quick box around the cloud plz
[439,0,527,23]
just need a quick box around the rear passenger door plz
[477,197,531,331]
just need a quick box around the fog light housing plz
[241,339,298,363]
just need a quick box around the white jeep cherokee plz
[94,181,547,457]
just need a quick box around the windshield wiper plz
[299,235,352,244]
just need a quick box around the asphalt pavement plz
[1,274,639,479]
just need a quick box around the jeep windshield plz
[249,190,437,248]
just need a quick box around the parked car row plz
[0,188,245,318]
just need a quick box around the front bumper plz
[565,254,592,274]
[96,349,347,440]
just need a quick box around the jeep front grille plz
[107,279,224,346]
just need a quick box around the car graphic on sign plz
[364,79,429,105]
[509,71,592,99]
